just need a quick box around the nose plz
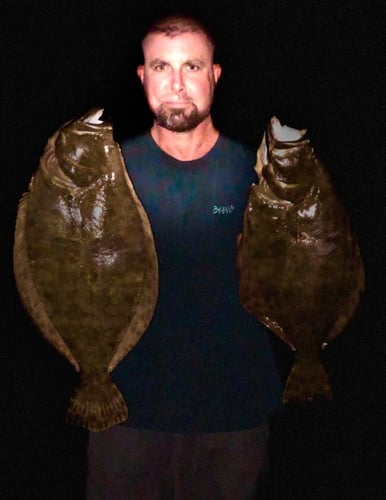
[171,69,184,92]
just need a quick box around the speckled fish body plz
[239,117,364,403]
[14,109,158,431]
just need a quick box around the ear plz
[213,64,222,84]
[137,65,144,83]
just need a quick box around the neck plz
[150,116,219,161]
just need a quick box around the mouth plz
[162,102,192,109]
[162,95,193,104]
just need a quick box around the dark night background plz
[2,1,385,498]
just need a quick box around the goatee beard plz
[155,104,209,132]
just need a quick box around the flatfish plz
[14,109,158,431]
[239,117,364,403]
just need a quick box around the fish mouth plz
[80,108,112,128]
[53,107,114,187]
[255,116,308,178]
[253,116,315,203]
[270,116,307,142]
[83,108,105,124]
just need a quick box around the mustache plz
[160,94,193,103]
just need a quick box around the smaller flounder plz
[239,117,365,403]
[14,109,158,430]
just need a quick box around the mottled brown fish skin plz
[239,117,365,403]
[14,109,158,430]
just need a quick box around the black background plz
[2,1,385,498]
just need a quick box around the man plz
[87,14,282,499]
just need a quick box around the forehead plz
[142,32,213,63]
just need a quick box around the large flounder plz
[239,117,364,403]
[14,109,158,431]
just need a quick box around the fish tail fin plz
[66,377,128,431]
[283,356,332,403]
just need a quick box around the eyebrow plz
[148,58,166,68]
[148,58,206,68]
[149,58,163,65]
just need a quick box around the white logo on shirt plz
[212,204,235,215]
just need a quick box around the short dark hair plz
[141,14,216,56]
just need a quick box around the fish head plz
[255,117,316,204]
[54,108,114,187]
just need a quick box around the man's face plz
[137,32,221,132]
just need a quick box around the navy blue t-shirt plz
[114,132,282,432]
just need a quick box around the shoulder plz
[120,132,152,156]
[216,134,256,164]
[214,135,257,184]
[120,132,164,176]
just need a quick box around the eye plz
[185,62,201,72]
[153,63,168,72]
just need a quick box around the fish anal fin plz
[14,197,80,372]
[108,248,158,373]
[325,258,365,344]
[260,315,296,351]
